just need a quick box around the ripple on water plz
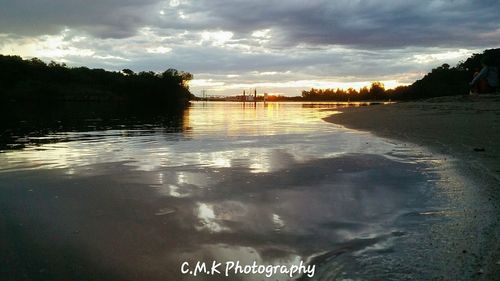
[0,102,470,280]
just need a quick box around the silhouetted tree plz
[0,55,194,106]
[359,86,369,96]
[369,82,385,98]
[300,48,499,101]
[122,68,135,76]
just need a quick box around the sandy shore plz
[325,95,500,181]
[325,94,500,280]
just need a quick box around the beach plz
[324,94,500,280]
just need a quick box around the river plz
[0,101,471,280]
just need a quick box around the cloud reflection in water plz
[0,102,450,280]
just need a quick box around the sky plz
[1,0,499,96]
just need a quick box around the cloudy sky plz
[1,0,499,96]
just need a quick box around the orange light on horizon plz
[190,79,409,97]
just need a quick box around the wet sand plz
[324,94,500,280]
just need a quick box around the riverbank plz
[324,94,500,280]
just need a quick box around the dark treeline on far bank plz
[296,48,499,101]
[2,48,499,105]
[0,55,195,106]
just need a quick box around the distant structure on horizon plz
[197,88,267,102]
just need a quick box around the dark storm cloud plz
[1,0,499,47]
[171,0,500,48]
[200,0,500,48]
[0,0,160,38]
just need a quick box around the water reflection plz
[0,101,463,280]
[0,102,393,172]
[0,101,189,151]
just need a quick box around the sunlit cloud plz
[169,0,181,8]
[412,49,474,64]
[190,79,226,88]
[146,46,172,54]
[200,30,234,46]
[0,29,95,59]
[252,29,271,38]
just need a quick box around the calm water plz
[0,102,468,280]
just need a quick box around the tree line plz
[299,48,500,101]
[0,55,194,106]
